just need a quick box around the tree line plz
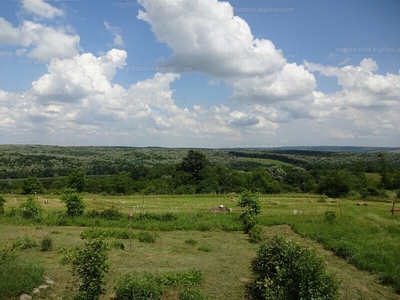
[1,150,399,198]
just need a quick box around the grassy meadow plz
[1,192,400,299]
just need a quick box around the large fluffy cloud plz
[137,0,316,104]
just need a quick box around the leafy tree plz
[67,169,87,192]
[245,235,339,300]
[20,195,42,219]
[110,171,133,194]
[318,170,351,198]
[237,191,261,217]
[22,176,43,195]
[64,238,110,300]
[265,166,286,182]
[0,196,6,214]
[178,150,210,182]
[61,188,85,217]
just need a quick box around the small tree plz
[22,176,43,195]
[246,235,339,300]
[65,238,110,300]
[61,188,85,217]
[0,196,6,214]
[237,191,261,218]
[20,195,42,219]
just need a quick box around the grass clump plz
[248,225,264,244]
[184,238,198,245]
[110,240,125,250]
[114,269,206,300]
[138,231,157,243]
[11,235,38,251]
[198,246,212,252]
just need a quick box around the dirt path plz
[262,225,400,300]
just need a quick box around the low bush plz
[245,235,339,300]
[248,225,264,244]
[41,235,53,252]
[110,240,125,250]
[81,228,129,240]
[99,206,123,220]
[20,196,42,219]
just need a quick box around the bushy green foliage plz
[324,211,337,223]
[318,170,351,198]
[61,188,85,217]
[395,190,400,199]
[237,191,261,217]
[41,235,53,252]
[248,225,264,244]
[138,231,157,243]
[242,214,257,234]
[21,176,44,194]
[0,247,44,300]
[20,195,42,219]
[99,206,123,220]
[11,235,38,251]
[114,269,205,300]
[245,235,339,300]
[67,168,87,193]
[64,238,110,300]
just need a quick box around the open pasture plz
[1,193,400,299]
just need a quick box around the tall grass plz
[288,214,400,293]
[0,250,44,299]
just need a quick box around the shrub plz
[185,238,198,245]
[64,238,110,300]
[248,225,264,244]
[60,188,85,217]
[242,214,257,234]
[41,235,53,252]
[396,190,400,199]
[245,235,339,300]
[20,196,42,219]
[325,211,337,223]
[237,191,261,217]
[159,269,204,287]
[12,235,38,251]
[138,231,157,243]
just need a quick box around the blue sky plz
[0,0,399,147]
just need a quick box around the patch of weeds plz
[11,235,38,251]
[138,231,157,244]
[184,239,198,246]
[110,240,125,250]
[198,246,212,253]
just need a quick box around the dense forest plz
[0,145,399,198]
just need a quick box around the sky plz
[0,0,399,148]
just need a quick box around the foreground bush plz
[20,195,42,219]
[245,235,339,300]
[0,248,44,299]
[63,238,110,300]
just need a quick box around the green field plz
[1,193,400,299]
